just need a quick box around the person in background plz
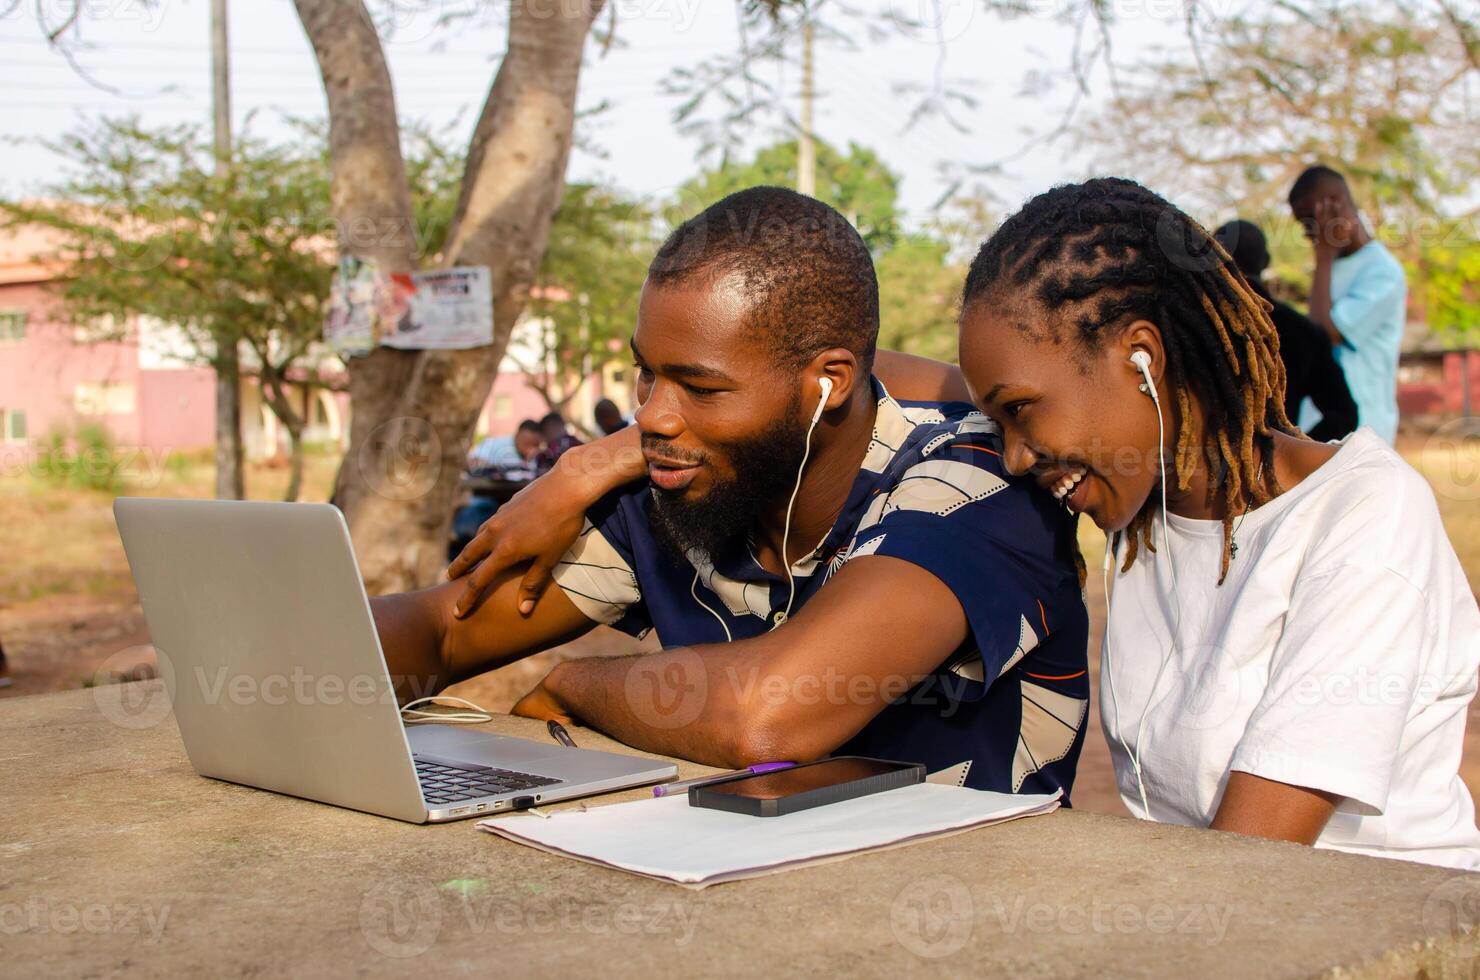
[594,398,629,435]
[0,635,11,689]
[468,419,543,474]
[1214,219,1357,442]
[534,411,583,473]
[1287,165,1407,444]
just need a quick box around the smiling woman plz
[438,178,1480,869]
[956,177,1480,869]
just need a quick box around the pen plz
[652,762,794,797]
[547,719,578,748]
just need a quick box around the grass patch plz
[0,450,341,611]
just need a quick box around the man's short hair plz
[1288,164,1347,206]
[647,186,879,373]
[539,412,565,429]
[516,419,541,435]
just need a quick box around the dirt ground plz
[3,435,1477,817]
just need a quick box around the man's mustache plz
[641,435,707,468]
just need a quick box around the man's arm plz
[446,354,973,617]
[1306,194,1362,347]
[1307,249,1342,347]
[874,350,972,403]
[447,426,644,617]
[371,563,598,703]
[512,556,970,768]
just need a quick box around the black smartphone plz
[689,757,924,817]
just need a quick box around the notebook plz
[477,782,1060,888]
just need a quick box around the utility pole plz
[796,20,816,197]
[211,0,245,499]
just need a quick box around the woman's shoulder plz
[1273,430,1444,573]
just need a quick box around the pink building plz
[0,224,630,469]
[1399,349,1480,423]
[0,226,218,463]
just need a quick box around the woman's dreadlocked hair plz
[961,177,1298,584]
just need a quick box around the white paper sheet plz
[477,783,1060,888]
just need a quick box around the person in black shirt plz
[534,411,584,473]
[1215,220,1358,442]
[593,398,629,436]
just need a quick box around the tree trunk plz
[210,0,245,502]
[215,341,245,499]
[257,374,307,503]
[285,425,305,504]
[296,0,601,594]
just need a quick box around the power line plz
[0,33,733,58]
[1,55,677,81]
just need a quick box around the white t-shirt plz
[1101,428,1480,869]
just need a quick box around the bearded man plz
[371,187,1088,798]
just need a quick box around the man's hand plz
[447,480,588,619]
[511,672,576,726]
[1312,195,1347,260]
[447,426,645,619]
[1305,194,1347,346]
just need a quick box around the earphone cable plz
[779,414,820,625]
[1129,371,1183,818]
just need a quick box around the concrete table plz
[3,682,1478,978]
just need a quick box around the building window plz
[493,393,513,419]
[74,383,137,416]
[1,409,25,443]
[0,310,26,342]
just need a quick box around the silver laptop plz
[114,497,676,823]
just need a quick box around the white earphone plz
[1130,349,1158,404]
[1102,347,1181,821]
[811,377,833,422]
[692,376,835,643]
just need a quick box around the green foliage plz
[35,425,125,493]
[1084,2,1480,344]
[1,115,467,369]
[876,233,963,363]
[679,139,901,249]
[1412,231,1480,341]
[0,116,333,372]
[522,182,657,414]
[402,119,467,262]
[1087,5,1478,222]
[677,138,967,362]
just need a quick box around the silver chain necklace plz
[1228,457,1266,562]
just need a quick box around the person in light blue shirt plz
[468,418,543,473]
[1288,165,1407,444]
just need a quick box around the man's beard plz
[646,394,808,567]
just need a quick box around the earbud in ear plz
[1129,350,1158,403]
[812,377,834,424]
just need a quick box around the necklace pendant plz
[1230,540,1239,561]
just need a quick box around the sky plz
[0,0,1195,226]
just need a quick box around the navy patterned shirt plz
[552,380,1089,801]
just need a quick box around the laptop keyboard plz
[413,754,561,806]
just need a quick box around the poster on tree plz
[324,260,494,355]
[323,256,382,357]
[380,267,494,351]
